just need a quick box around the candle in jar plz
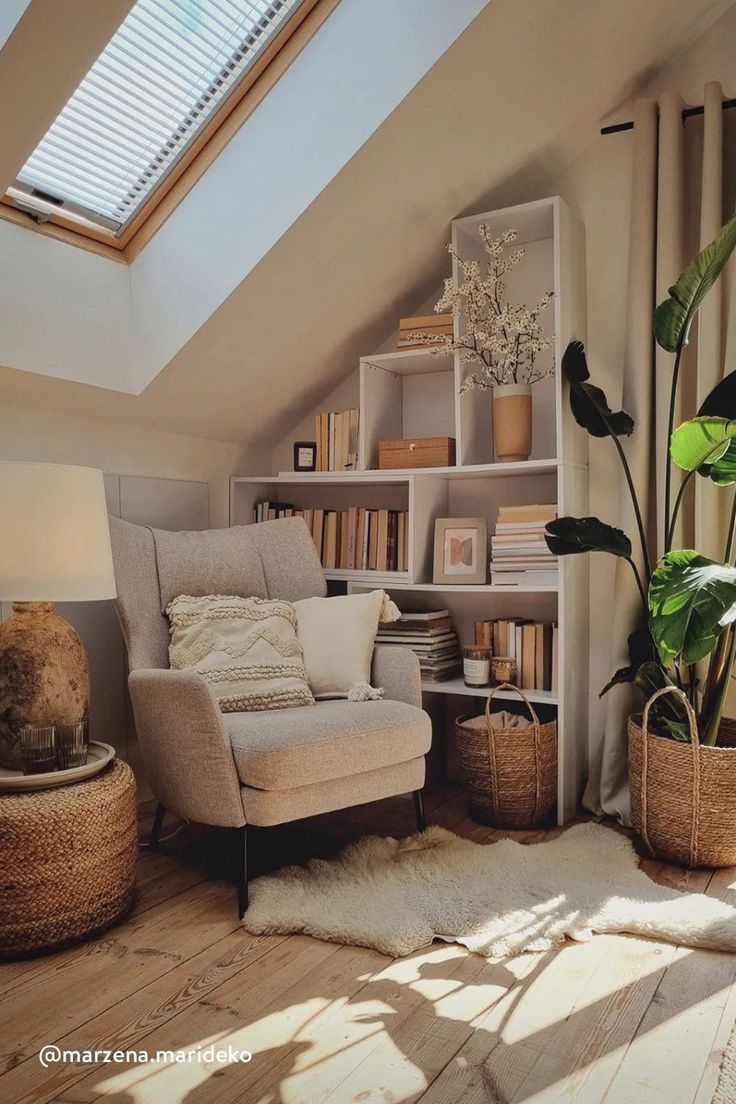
[463,645,491,687]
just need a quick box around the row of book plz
[376,609,461,682]
[315,408,359,471]
[490,503,558,586]
[491,618,558,692]
[252,502,408,572]
[397,312,453,349]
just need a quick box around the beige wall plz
[0,402,265,527]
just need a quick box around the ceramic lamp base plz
[0,602,90,770]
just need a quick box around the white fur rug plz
[243,823,736,958]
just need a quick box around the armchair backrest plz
[109,516,327,670]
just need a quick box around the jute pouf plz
[0,759,137,958]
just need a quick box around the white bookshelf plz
[230,196,588,823]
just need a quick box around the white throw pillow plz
[167,594,314,712]
[293,590,401,700]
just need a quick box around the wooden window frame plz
[0,0,339,265]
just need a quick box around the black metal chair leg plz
[413,790,427,833]
[149,802,165,852]
[236,825,248,919]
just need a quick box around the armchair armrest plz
[371,644,422,707]
[128,669,245,827]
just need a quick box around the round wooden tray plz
[0,741,115,793]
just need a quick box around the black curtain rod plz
[601,97,736,135]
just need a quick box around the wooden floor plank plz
[3,786,736,1104]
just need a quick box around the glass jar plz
[463,645,491,688]
[492,656,518,686]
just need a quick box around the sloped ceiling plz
[0,0,733,444]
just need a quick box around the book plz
[314,408,360,471]
[323,511,338,569]
[521,624,536,690]
[399,313,453,330]
[368,510,379,570]
[552,625,559,693]
[376,509,389,572]
[535,623,545,689]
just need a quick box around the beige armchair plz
[109,516,431,916]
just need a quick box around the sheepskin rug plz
[243,823,736,958]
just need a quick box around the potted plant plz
[545,212,736,866]
[409,226,555,462]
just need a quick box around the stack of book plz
[252,503,408,573]
[490,503,558,586]
[315,409,359,471]
[397,313,453,349]
[492,619,558,692]
[376,609,461,682]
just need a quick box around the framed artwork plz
[293,441,317,472]
[433,516,488,585]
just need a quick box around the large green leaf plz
[545,516,632,558]
[697,369,736,485]
[648,550,736,665]
[670,416,736,472]
[654,213,736,352]
[562,341,634,438]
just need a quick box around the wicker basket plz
[629,686,736,868]
[0,759,137,957]
[455,683,557,828]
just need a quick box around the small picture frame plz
[433,516,488,585]
[293,441,317,472]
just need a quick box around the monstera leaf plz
[562,341,634,439]
[696,369,736,485]
[649,551,736,665]
[654,213,736,352]
[545,516,632,558]
[670,416,736,472]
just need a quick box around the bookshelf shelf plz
[360,581,558,594]
[230,196,588,825]
[421,677,558,705]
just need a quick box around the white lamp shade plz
[0,462,116,601]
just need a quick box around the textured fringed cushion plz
[167,595,314,713]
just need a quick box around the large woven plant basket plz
[629,686,736,869]
[0,759,137,957]
[455,683,557,828]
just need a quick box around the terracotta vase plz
[0,602,90,769]
[493,383,532,462]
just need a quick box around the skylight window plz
[10,0,306,235]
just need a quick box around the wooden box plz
[378,436,456,470]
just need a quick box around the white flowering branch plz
[407,226,555,390]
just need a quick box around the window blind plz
[12,0,305,234]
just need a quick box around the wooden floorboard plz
[2,786,735,1104]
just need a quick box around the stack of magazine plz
[376,609,461,682]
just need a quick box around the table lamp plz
[0,462,116,769]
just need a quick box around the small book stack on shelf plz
[492,618,558,692]
[376,609,462,682]
[253,502,408,572]
[315,408,359,471]
[397,313,453,349]
[490,503,558,586]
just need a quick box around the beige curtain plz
[585,83,735,821]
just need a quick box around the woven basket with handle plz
[629,686,736,868]
[455,683,557,829]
